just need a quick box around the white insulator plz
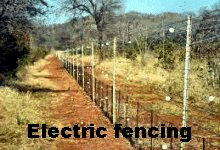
[162,143,169,149]
[165,96,171,101]
[208,96,215,102]
[169,28,175,33]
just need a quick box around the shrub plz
[124,42,137,61]
[156,40,183,70]
[207,57,220,89]
[27,46,49,64]
[125,47,137,61]
[0,32,30,77]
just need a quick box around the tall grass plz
[67,50,220,135]
[0,54,58,149]
[0,87,57,149]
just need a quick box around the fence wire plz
[56,52,220,150]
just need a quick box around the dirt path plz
[41,55,133,150]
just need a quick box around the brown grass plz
[0,54,59,150]
[64,50,220,136]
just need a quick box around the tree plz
[0,0,49,76]
[61,0,123,61]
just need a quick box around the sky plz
[44,0,220,25]
[125,0,219,14]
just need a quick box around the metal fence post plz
[136,100,139,148]
[82,45,84,90]
[76,48,79,83]
[203,138,205,150]
[106,84,109,114]
[118,91,120,119]
[113,37,117,124]
[181,15,192,150]
[125,96,128,127]
[151,108,153,150]
[92,42,95,102]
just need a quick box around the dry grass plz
[0,54,59,150]
[63,51,220,136]
[69,52,220,101]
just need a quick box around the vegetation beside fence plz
[57,53,220,150]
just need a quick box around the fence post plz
[102,83,105,110]
[71,51,73,74]
[67,50,68,70]
[82,45,84,90]
[113,37,117,124]
[99,80,101,107]
[100,81,102,107]
[170,123,173,150]
[64,51,65,68]
[72,50,74,77]
[92,42,95,102]
[136,100,139,148]
[64,51,66,69]
[118,90,120,118]
[76,48,79,83]
[95,78,97,103]
[85,71,87,93]
[106,84,109,114]
[125,96,128,127]
[67,50,69,71]
[162,19,165,62]
[203,138,205,150]
[100,81,103,108]
[90,74,92,99]
[151,108,153,150]
[67,50,69,69]
[137,101,139,126]
[68,50,70,71]
[181,15,192,150]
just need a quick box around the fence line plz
[57,53,220,150]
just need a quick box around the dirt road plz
[42,55,133,150]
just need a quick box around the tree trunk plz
[98,30,104,62]
[95,19,104,62]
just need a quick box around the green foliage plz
[84,48,92,56]
[103,46,113,59]
[123,42,137,61]
[156,40,183,70]
[69,50,74,55]
[207,56,220,89]
[0,0,49,78]
[29,46,49,64]
[125,47,137,61]
[20,46,49,66]
[0,32,30,77]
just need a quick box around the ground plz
[40,55,134,150]
[7,53,218,150]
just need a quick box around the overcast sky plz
[44,0,220,25]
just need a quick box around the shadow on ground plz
[4,82,69,93]
[32,75,62,79]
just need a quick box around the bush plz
[17,46,49,72]
[27,46,49,64]
[84,48,92,56]
[16,46,49,80]
[207,57,220,89]
[125,47,137,61]
[124,42,137,61]
[156,40,183,70]
[0,32,30,77]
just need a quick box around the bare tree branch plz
[61,0,122,61]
